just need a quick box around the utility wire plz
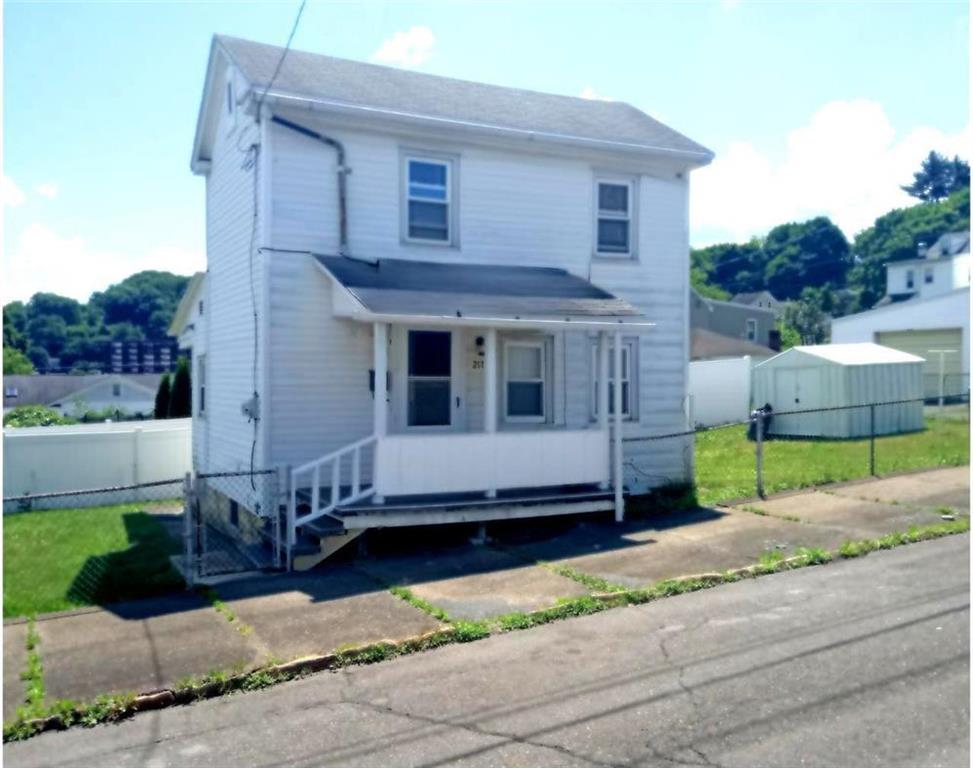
[256,0,307,108]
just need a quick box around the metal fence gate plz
[182,468,286,585]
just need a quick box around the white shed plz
[752,343,924,438]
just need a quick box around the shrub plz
[3,405,77,428]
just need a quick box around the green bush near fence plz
[3,504,183,618]
[696,415,969,505]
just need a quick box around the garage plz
[875,328,963,399]
[752,343,924,438]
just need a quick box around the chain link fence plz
[625,392,969,505]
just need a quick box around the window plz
[4,386,18,398]
[112,383,122,397]
[405,157,452,244]
[591,340,636,419]
[407,331,451,427]
[746,318,758,342]
[595,179,634,256]
[198,354,206,417]
[504,341,546,422]
[198,299,204,316]
[906,269,915,289]
[925,267,934,284]
[226,82,234,115]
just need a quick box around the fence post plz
[869,404,876,477]
[755,410,765,499]
[132,427,143,486]
[182,472,194,589]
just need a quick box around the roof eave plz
[352,310,654,333]
[263,91,714,166]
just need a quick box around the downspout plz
[270,114,353,258]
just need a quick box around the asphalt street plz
[5,534,969,768]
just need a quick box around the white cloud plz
[371,26,435,68]
[692,99,971,245]
[579,86,612,101]
[34,182,59,200]
[2,223,204,303]
[2,176,25,207]
[721,0,741,9]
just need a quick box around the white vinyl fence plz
[3,419,191,506]
[688,356,755,428]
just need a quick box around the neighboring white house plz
[169,272,208,468]
[752,343,924,439]
[3,374,163,418]
[832,231,970,399]
[184,35,713,568]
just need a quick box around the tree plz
[26,293,83,326]
[3,405,77,428]
[3,346,35,375]
[89,271,190,340]
[690,267,730,300]
[901,151,970,202]
[780,290,829,345]
[168,357,192,418]
[154,373,172,419]
[691,240,767,295]
[3,301,27,351]
[762,217,851,300]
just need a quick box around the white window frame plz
[590,338,637,420]
[197,354,206,418]
[746,318,758,342]
[594,177,636,258]
[503,340,547,424]
[402,154,455,246]
[5,386,18,398]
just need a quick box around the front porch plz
[286,255,653,563]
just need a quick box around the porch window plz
[405,157,452,244]
[504,341,546,422]
[595,179,634,257]
[591,339,636,419]
[408,330,451,426]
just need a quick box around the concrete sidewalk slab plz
[743,491,948,537]
[215,567,442,662]
[831,468,970,512]
[3,622,28,720]
[36,593,254,704]
[355,545,589,621]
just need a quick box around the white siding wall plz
[260,113,693,490]
[887,257,968,299]
[201,68,264,480]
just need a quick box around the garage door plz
[876,328,963,398]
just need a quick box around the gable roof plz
[168,272,206,337]
[764,343,924,367]
[315,255,650,330]
[731,290,780,306]
[194,35,713,171]
[3,374,163,408]
[690,328,776,360]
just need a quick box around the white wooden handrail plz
[288,434,377,548]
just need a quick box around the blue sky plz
[3,0,969,302]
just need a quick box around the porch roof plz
[314,255,653,332]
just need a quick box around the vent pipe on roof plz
[271,115,353,259]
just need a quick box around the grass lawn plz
[3,503,184,618]
[696,416,970,506]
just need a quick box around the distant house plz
[2,374,163,418]
[832,231,970,399]
[690,290,778,359]
[731,290,788,319]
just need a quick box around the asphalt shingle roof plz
[217,35,712,159]
[315,255,647,324]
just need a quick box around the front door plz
[407,330,452,427]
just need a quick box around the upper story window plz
[906,269,915,290]
[746,318,758,342]
[112,383,122,397]
[226,82,234,115]
[404,157,453,245]
[924,267,934,284]
[595,178,635,257]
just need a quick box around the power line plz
[256,0,307,108]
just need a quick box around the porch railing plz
[288,434,376,545]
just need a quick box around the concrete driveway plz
[3,466,968,721]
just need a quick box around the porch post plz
[597,331,610,490]
[613,330,624,523]
[483,327,498,498]
[373,322,388,504]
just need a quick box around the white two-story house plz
[185,35,713,569]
